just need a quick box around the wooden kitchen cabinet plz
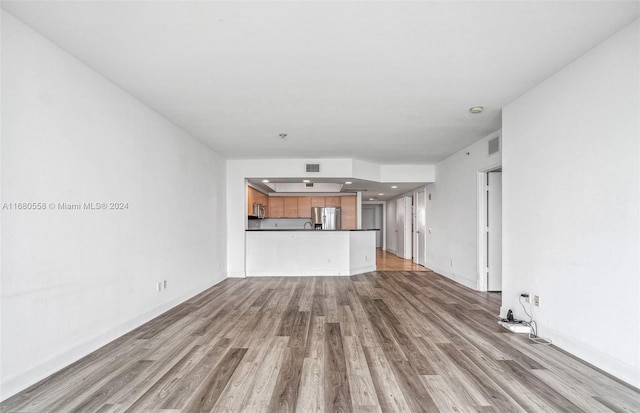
[311,197,325,208]
[268,197,284,218]
[283,197,298,217]
[341,196,357,229]
[258,194,356,223]
[297,196,312,218]
[247,186,268,216]
[325,196,341,207]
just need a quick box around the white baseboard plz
[427,265,477,291]
[542,325,640,390]
[226,271,247,278]
[0,277,225,402]
[349,265,377,275]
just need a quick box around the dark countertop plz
[246,229,380,232]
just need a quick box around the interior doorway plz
[477,167,502,291]
[362,204,383,248]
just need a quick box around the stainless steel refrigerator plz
[311,207,341,230]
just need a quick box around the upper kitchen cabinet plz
[268,196,313,218]
[311,197,325,208]
[325,196,341,207]
[297,196,312,218]
[256,194,357,223]
[247,186,268,216]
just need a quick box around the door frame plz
[414,188,427,266]
[362,200,386,250]
[476,164,502,291]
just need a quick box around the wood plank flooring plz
[376,249,428,271]
[2,270,639,412]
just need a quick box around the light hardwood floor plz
[376,249,428,272]
[2,270,638,412]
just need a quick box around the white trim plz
[543,326,640,390]
[414,188,427,267]
[428,265,477,290]
[476,164,502,292]
[476,171,488,291]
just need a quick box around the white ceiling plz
[2,1,638,166]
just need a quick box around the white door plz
[396,197,412,259]
[415,189,427,266]
[396,198,405,258]
[487,172,502,291]
[387,200,397,253]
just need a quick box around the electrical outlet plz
[157,282,162,292]
[163,280,167,289]
[534,295,540,307]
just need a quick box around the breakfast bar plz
[245,229,377,276]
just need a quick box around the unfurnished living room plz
[1,1,639,412]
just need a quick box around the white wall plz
[423,132,502,289]
[502,20,639,388]
[1,12,227,400]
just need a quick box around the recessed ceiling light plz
[345,181,352,185]
[369,198,375,201]
[302,179,310,183]
[378,193,384,196]
[391,185,398,189]
[262,179,269,183]
[469,106,484,114]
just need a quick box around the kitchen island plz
[245,229,377,276]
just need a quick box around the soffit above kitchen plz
[2,1,637,164]
[248,178,424,202]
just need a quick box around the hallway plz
[376,248,428,271]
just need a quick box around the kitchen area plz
[245,184,377,276]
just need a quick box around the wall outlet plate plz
[534,295,540,306]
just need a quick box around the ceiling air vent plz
[488,136,500,155]
[305,163,320,173]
